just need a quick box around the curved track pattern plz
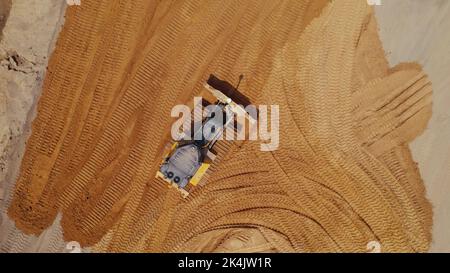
[6,0,432,252]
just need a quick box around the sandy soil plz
[0,0,11,40]
[376,0,450,253]
[0,0,447,253]
[0,0,67,252]
[3,0,433,253]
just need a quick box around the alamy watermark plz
[170,97,279,151]
[366,241,381,253]
[66,0,81,6]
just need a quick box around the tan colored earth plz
[0,0,10,40]
[0,0,449,252]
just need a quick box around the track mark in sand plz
[8,0,433,252]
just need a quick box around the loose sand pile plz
[375,0,450,252]
[0,0,11,40]
[0,0,67,252]
[6,0,433,252]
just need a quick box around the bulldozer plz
[155,74,255,197]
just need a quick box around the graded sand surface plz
[0,0,448,253]
[376,0,450,253]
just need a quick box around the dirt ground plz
[375,0,450,253]
[0,0,67,252]
[0,0,448,253]
[0,0,11,39]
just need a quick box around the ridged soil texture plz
[8,0,432,252]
